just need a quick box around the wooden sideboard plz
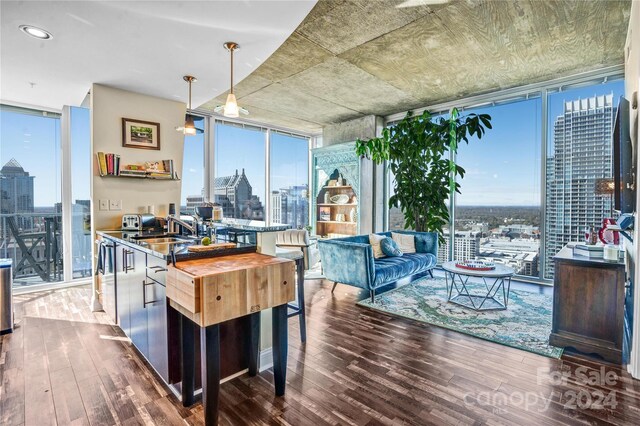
[550,246,626,364]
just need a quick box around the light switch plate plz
[99,199,109,211]
[109,199,122,211]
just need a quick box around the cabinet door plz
[146,281,168,381]
[129,249,148,357]
[115,245,131,335]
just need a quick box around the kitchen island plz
[167,253,295,424]
[94,229,294,424]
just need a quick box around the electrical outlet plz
[109,199,122,211]
[99,199,109,211]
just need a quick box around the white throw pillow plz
[391,232,416,254]
[369,234,387,259]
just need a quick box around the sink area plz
[140,237,194,244]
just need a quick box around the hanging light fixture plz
[214,42,249,117]
[177,75,203,135]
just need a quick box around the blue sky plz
[455,79,624,206]
[0,80,625,208]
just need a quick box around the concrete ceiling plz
[0,1,316,110]
[199,0,631,134]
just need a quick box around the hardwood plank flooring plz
[1,281,639,425]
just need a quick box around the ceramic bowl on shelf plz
[329,194,349,204]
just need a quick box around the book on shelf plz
[97,152,107,176]
[96,153,176,179]
[573,244,604,259]
[96,152,120,176]
[119,169,147,177]
[574,244,604,251]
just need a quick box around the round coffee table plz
[442,261,515,311]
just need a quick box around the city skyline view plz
[1,80,626,283]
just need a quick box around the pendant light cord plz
[230,47,234,95]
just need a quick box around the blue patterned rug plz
[357,276,563,358]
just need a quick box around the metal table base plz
[445,270,512,311]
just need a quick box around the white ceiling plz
[0,0,316,111]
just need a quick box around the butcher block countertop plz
[167,253,296,327]
[171,252,292,276]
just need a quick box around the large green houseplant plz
[355,108,492,242]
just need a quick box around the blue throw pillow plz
[380,237,403,257]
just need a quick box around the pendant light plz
[215,42,249,117]
[177,75,203,135]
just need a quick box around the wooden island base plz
[167,253,295,425]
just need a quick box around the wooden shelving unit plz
[311,142,361,238]
[316,184,358,238]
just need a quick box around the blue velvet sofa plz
[318,231,438,302]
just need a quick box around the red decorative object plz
[598,218,619,245]
[455,261,496,271]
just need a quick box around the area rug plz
[357,276,563,358]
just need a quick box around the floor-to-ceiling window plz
[70,106,91,279]
[544,80,625,279]
[181,118,311,225]
[385,72,624,283]
[214,122,266,220]
[454,97,542,278]
[1,105,62,286]
[180,116,206,213]
[269,132,309,228]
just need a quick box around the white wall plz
[625,0,640,378]
[90,84,186,307]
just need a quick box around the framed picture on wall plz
[122,118,160,150]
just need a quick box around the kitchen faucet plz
[167,214,197,236]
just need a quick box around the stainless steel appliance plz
[121,214,156,231]
[0,259,13,334]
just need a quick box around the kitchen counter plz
[96,230,256,261]
[212,218,291,232]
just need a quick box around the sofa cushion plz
[373,253,436,287]
[369,234,386,259]
[392,232,416,253]
[380,237,402,257]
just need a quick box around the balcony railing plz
[1,213,64,286]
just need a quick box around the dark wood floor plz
[1,280,639,425]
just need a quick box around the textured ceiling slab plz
[199,0,630,133]
[281,57,419,115]
[340,0,629,106]
[296,0,434,54]
[240,82,363,125]
[225,103,324,134]
[251,31,333,82]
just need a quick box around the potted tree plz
[355,108,492,242]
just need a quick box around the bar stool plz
[275,247,306,343]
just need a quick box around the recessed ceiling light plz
[19,25,53,40]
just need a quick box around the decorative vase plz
[323,192,330,204]
[349,208,356,223]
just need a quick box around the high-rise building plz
[438,230,481,263]
[544,94,615,278]
[213,169,264,220]
[271,190,285,224]
[0,158,35,229]
[271,185,309,227]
